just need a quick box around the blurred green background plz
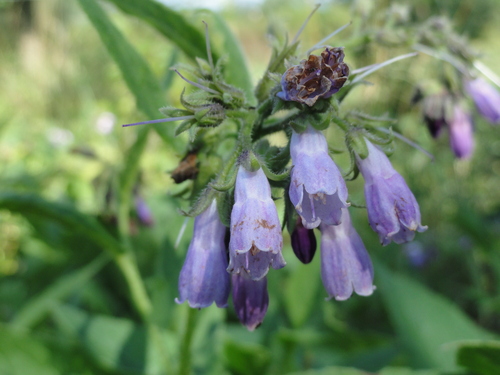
[1,0,500,374]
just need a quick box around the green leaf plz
[287,366,441,375]
[286,366,369,375]
[103,0,210,62]
[0,327,60,375]
[77,0,176,146]
[283,252,321,328]
[11,254,110,331]
[206,11,256,106]
[52,304,175,375]
[456,341,500,375]
[223,337,271,375]
[375,260,496,371]
[0,192,122,255]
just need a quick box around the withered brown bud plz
[277,47,349,107]
[171,152,199,183]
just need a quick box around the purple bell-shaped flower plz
[232,273,269,331]
[464,77,500,124]
[289,125,349,229]
[356,140,427,246]
[176,200,230,308]
[449,104,474,159]
[227,166,285,280]
[320,208,375,300]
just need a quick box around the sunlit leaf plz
[376,260,496,371]
[103,0,210,62]
[0,327,60,375]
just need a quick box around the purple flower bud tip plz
[320,209,375,301]
[232,273,269,331]
[465,78,500,124]
[356,141,427,246]
[289,126,349,229]
[228,166,285,281]
[449,105,474,159]
[176,200,230,308]
[135,196,154,226]
[278,47,349,106]
[291,218,317,264]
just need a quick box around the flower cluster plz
[123,12,474,331]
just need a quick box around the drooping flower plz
[227,166,285,280]
[320,208,375,301]
[449,104,474,159]
[134,195,154,226]
[277,47,349,106]
[464,77,500,124]
[176,199,230,308]
[289,125,349,229]
[291,218,317,264]
[232,273,269,331]
[356,140,427,246]
[422,92,450,138]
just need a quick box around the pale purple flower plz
[449,105,474,159]
[356,140,427,246]
[227,166,285,281]
[291,218,317,264]
[232,273,269,331]
[134,196,154,226]
[320,208,375,301]
[289,126,349,229]
[176,200,230,308]
[464,78,500,124]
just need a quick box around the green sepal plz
[209,166,237,192]
[179,187,216,217]
[260,162,289,182]
[195,57,212,77]
[216,190,234,228]
[159,106,192,117]
[194,107,211,122]
[343,151,360,181]
[346,130,369,159]
[309,111,331,131]
[175,119,196,136]
[289,119,308,133]
[284,181,298,234]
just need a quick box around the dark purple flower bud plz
[356,140,427,246]
[291,218,317,264]
[320,209,375,300]
[176,200,230,308]
[134,196,154,226]
[449,105,474,159]
[232,273,269,331]
[289,126,349,229]
[422,93,450,138]
[464,78,500,124]
[228,166,285,280]
[277,47,349,106]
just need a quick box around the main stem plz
[178,307,197,375]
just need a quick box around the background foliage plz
[1,0,499,374]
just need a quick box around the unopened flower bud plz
[291,218,317,264]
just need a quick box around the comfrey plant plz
[124,10,429,330]
[409,17,500,159]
